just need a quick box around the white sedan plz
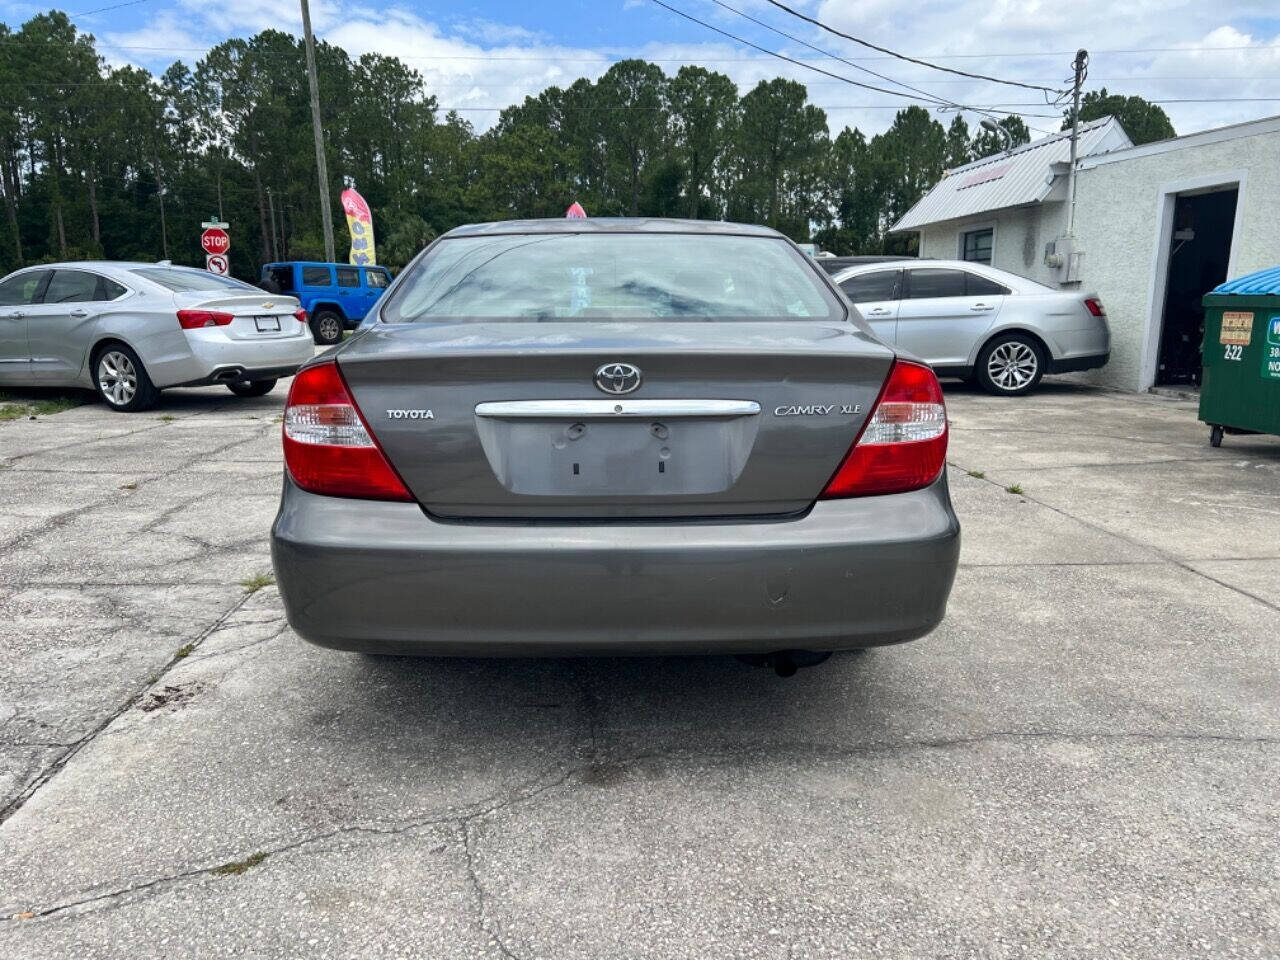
[0,262,316,411]
[831,259,1110,395]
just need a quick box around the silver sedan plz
[0,261,316,411]
[831,259,1110,395]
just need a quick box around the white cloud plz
[325,8,612,123]
[88,0,1280,138]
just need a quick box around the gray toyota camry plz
[271,218,959,673]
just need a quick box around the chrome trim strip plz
[0,358,30,364]
[475,399,761,419]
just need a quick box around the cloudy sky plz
[3,0,1279,139]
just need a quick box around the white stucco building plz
[892,114,1280,392]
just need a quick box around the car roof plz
[832,258,1054,293]
[441,217,785,239]
[5,261,223,280]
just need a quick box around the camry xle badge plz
[774,404,861,416]
[594,362,642,395]
[386,409,434,420]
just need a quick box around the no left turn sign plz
[206,253,229,276]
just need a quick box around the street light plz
[980,118,1013,154]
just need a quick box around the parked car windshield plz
[131,267,258,293]
[381,233,842,322]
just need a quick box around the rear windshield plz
[380,233,842,323]
[131,268,256,293]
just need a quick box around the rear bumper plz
[151,330,315,389]
[1050,350,1110,374]
[167,363,303,388]
[270,475,961,656]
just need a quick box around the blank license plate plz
[254,316,281,332]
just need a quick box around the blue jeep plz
[260,262,393,345]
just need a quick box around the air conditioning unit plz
[1043,236,1083,284]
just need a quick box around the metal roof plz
[1213,266,1280,296]
[891,117,1131,232]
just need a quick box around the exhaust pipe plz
[772,653,798,678]
[213,366,246,382]
[735,651,830,677]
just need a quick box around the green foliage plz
[0,10,1078,272]
[1062,88,1176,145]
[0,389,85,419]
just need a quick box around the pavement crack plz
[0,589,258,827]
[6,728,1274,927]
[460,819,527,960]
[5,763,578,928]
[186,620,290,663]
[947,457,1280,614]
[1,430,273,560]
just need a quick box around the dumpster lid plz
[1212,266,1280,296]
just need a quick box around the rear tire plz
[1210,424,1224,448]
[227,379,277,398]
[311,310,343,346]
[93,343,159,413]
[975,333,1045,396]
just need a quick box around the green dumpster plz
[1198,266,1280,447]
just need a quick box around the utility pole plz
[1065,48,1088,237]
[300,0,336,263]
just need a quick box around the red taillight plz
[294,308,308,325]
[177,309,234,329]
[1084,297,1105,317]
[821,360,948,498]
[282,361,413,502]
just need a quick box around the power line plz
[704,0,946,107]
[645,0,1057,119]
[644,0,947,103]
[66,0,156,17]
[758,0,1066,95]
[702,0,1072,133]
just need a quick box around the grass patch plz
[174,643,195,659]
[157,414,176,423]
[240,572,276,594]
[1005,483,1024,495]
[0,390,87,420]
[211,852,269,876]
[967,469,985,479]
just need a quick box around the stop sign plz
[201,228,230,255]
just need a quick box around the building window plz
[962,228,994,264]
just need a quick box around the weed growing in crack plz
[211,852,268,876]
[174,644,195,659]
[240,572,275,594]
[967,470,985,479]
[157,415,176,423]
[1006,484,1024,495]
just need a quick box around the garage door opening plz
[1155,187,1239,386]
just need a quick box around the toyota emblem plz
[594,362,642,395]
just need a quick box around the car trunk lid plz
[337,321,894,519]
[173,291,302,340]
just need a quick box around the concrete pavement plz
[0,379,1276,958]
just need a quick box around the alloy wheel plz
[318,316,342,342]
[986,341,1038,392]
[98,350,138,407]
